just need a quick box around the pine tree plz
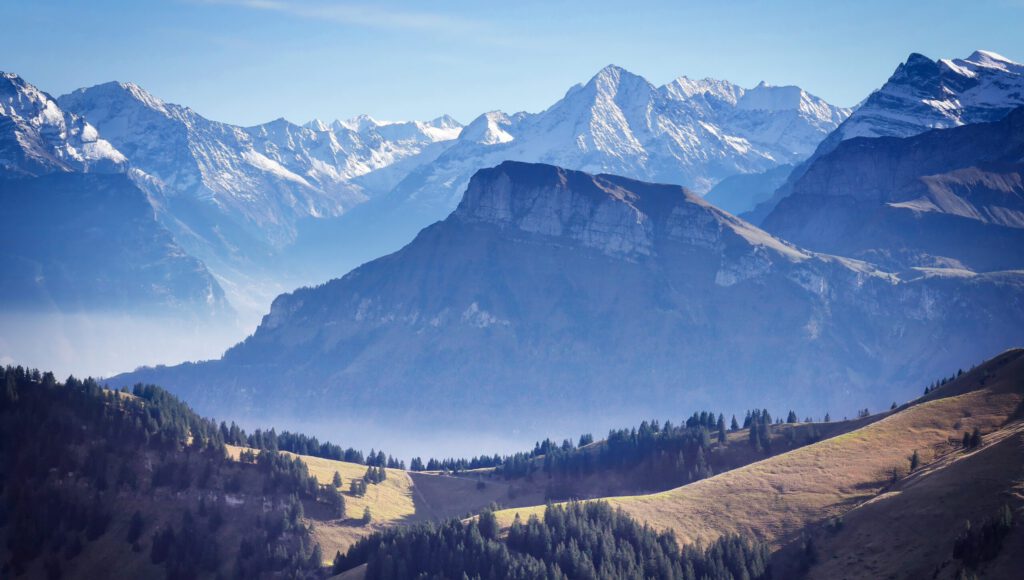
[970,428,982,449]
[361,506,372,525]
[127,510,145,544]
[717,416,727,443]
[786,410,797,423]
[910,450,920,472]
[730,415,739,431]
[824,412,831,423]
[332,471,342,488]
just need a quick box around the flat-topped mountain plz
[115,162,1024,446]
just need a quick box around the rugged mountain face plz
[115,162,1024,442]
[59,83,361,245]
[291,65,849,280]
[762,107,1024,272]
[0,72,126,176]
[748,50,1024,222]
[0,172,229,317]
[0,73,228,317]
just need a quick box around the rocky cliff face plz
[747,50,1024,223]
[762,107,1024,272]
[114,162,1024,443]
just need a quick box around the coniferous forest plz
[334,502,771,580]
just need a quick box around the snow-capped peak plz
[0,72,127,175]
[459,111,514,145]
[304,118,331,132]
[963,50,1022,72]
[338,113,382,133]
[824,49,1024,145]
[663,76,744,105]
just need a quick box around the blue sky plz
[4,0,1023,126]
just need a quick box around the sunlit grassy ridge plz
[493,350,1024,555]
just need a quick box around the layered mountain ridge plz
[762,106,1024,272]
[748,50,1024,222]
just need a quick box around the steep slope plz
[749,50,1024,223]
[492,348,1024,579]
[115,162,1024,453]
[761,106,1024,272]
[0,73,229,319]
[0,173,230,317]
[293,65,848,278]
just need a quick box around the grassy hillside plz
[492,349,1024,573]
[226,446,546,560]
[804,420,1023,579]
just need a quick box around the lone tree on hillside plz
[332,471,342,488]
[324,485,345,519]
[361,506,372,525]
[910,450,920,472]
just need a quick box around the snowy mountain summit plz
[747,49,1024,222]
[384,64,850,225]
[0,73,126,176]
[815,50,1024,155]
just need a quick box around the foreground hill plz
[492,348,1024,579]
[116,161,1024,450]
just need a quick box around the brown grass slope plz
[804,419,1024,579]
[494,349,1024,557]
[225,446,547,560]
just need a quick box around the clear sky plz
[4,0,1023,127]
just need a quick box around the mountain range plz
[296,66,850,278]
